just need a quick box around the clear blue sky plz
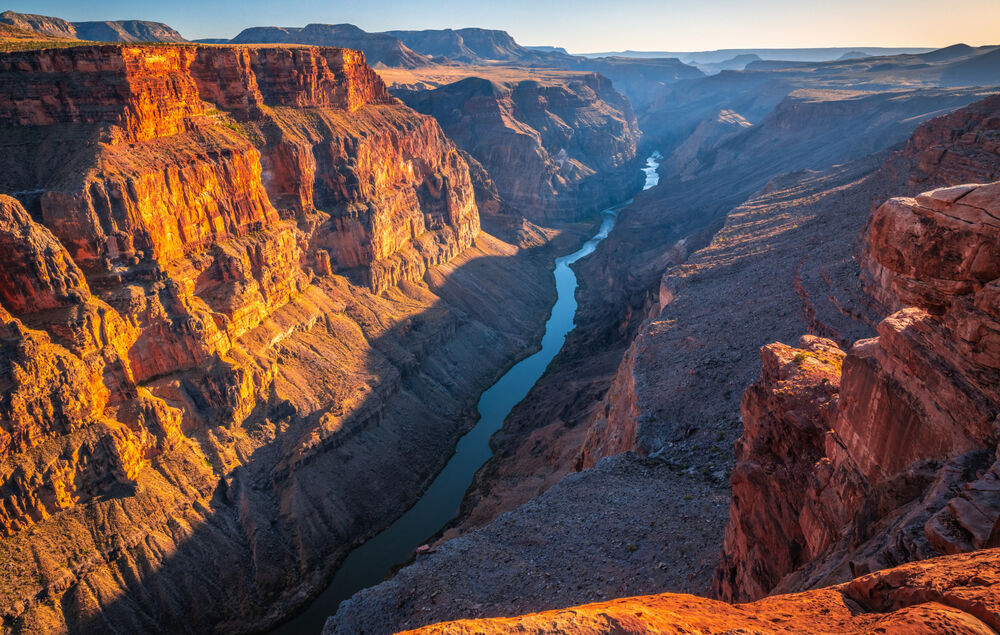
[7,0,1000,52]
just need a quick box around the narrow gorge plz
[275,153,660,634]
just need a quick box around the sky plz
[7,0,1000,53]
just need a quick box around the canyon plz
[326,51,1000,635]
[0,40,641,633]
[0,11,999,635]
[368,93,1000,634]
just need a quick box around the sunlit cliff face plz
[0,41,493,632]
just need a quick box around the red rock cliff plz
[716,96,1000,603]
[0,42,496,633]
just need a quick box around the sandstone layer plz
[0,42,566,633]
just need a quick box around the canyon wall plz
[716,95,1000,602]
[0,42,565,633]
[398,73,643,222]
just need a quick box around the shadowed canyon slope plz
[0,41,619,633]
[446,82,994,564]
[397,73,642,222]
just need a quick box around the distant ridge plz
[581,47,934,63]
[230,23,432,67]
[0,10,184,42]
[920,42,976,62]
[226,22,704,107]
[525,45,570,55]
[384,27,572,64]
[836,50,871,60]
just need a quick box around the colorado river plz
[273,152,661,634]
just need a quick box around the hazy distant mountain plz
[0,10,76,38]
[0,10,185,42]
[0,9,703,110]
[941,47,1000,86]
[72,20,185,43]
[525,45,570,55]
[385,27,571,64]
[227,22,703,108]
[582,47,934,63]
[920,43,978,62]
[836,50,871,61]
[694,53,761,75]
[640,42,1000,150]
[231,23,432,68]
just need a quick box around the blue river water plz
[271,152,661,634]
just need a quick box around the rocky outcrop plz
[399,74,642,222]
[0,196,89,315]
[0,42,564,633]
[398,548,1000,634]
[895,94,1000,192]
[716,99,1000,602]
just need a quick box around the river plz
[271,152,661,634]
